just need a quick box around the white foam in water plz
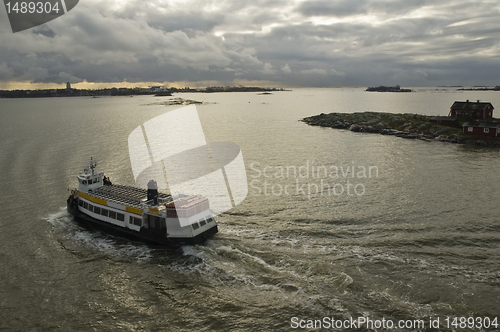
[164,235,362,307]
[221,225,265,238]
[181,244,206,258]
[43,207,73,227]
[177,238,281,281]
[72,229,152,262]
[160,245,215,276]
[44,207,152,263]
[216,245,281,273]
[169,244,262,288]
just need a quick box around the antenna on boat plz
[89,157,97,175]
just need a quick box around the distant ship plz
[67,158,218,247]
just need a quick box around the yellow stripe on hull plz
[78,191,108,206]
[149,207,159,215]
[126,206,143,215]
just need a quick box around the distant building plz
[449,100,494,119]
[429,100,498,137]
[462,122,500,137]
[66,82,71,92]
[151,85,166,93]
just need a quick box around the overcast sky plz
[1,0,500,89]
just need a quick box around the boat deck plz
[83,184,173,209]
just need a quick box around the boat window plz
[88,204,94,212]
[78,200,83,207]
[207,217,215,223]
[101,208,108,217]
[129,216,134,224]
[192,222,200,230]
[484,128,489,133]
[468,127,473,132]
[83,202,88,209]
[83,180,87,185]
[109,211,117,219]
[117,213,125,221]
[130,216,142,226]
[78,179,83,184]
[199,219,206,226]
[145,216,164,230]
[94,206,101,214]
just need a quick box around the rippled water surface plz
[0,88,499,331]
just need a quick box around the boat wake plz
[44,207,152,262]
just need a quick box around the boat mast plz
[89,157,97,175]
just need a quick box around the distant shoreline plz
[302,112,500,148]
[457,87,500,91]
[0,86,289,98]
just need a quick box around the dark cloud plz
[0,0,499,87]
[297,0,368,17]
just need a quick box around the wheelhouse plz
[77,158,104,193]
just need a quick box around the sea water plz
[0,88,499,330]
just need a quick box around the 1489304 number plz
[5,2,61,14]
[445,317,498,329]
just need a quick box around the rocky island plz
[365,85,412,92]
[302,112,500,147]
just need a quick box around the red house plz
[449,100,494,119]
[462,122,500,137]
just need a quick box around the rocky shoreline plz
[302,112,500,147]
[144,97,213,106]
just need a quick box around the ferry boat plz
[66,158,218,247]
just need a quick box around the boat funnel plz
[147,180,159,205]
